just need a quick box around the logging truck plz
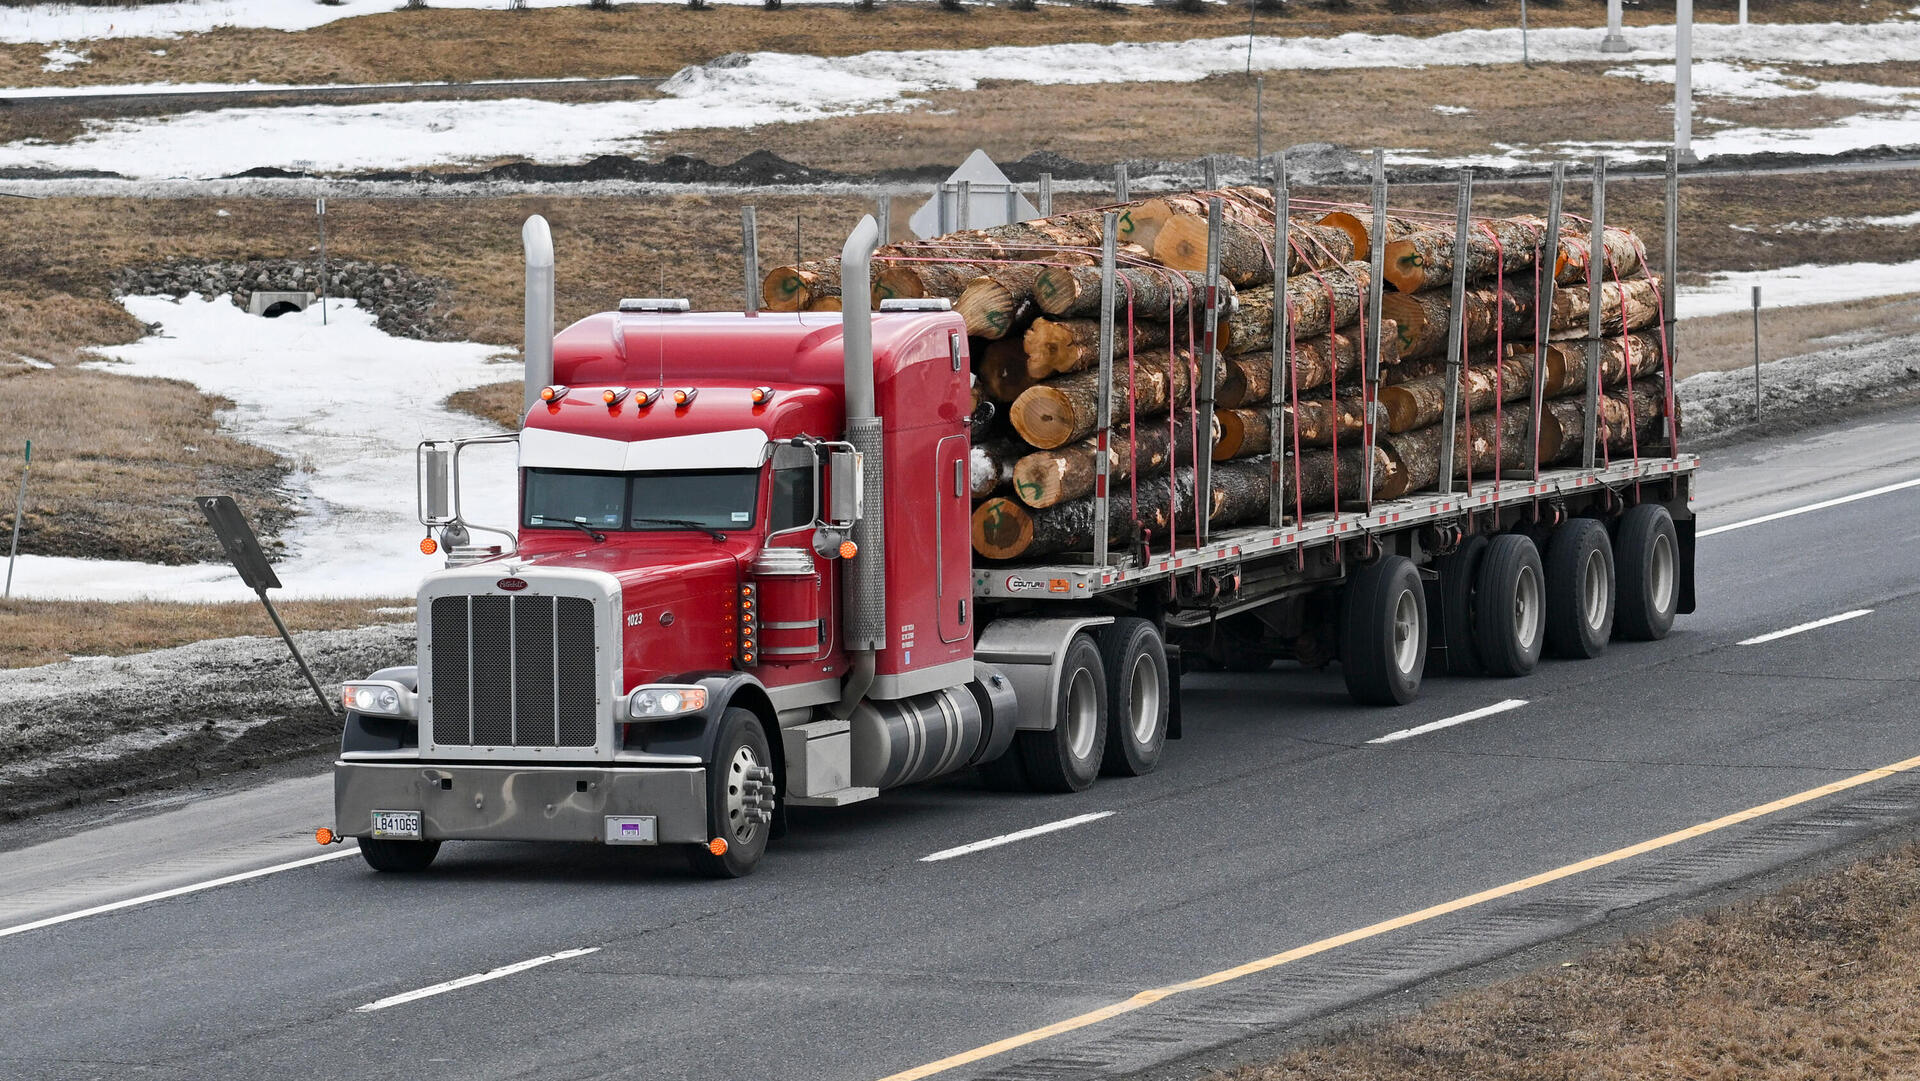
[327,189,1698,878]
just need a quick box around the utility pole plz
[315,196,328,326]
[1520,0,1531,67]
[1675,0,1697,163]
[1601,0,1630,52]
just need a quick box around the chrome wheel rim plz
[1127,651,1162,745]
[1582,548,1609,630]
[724,743,763,845]
[1391,588,1422,674]
[1065,666,1100,760]
[1650,532,1676,615]
[1514,565,1542,647]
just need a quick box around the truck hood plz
[511,540,746,684]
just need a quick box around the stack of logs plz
[759,189,1674,562]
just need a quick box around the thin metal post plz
[875,194,890,245]
[1362,149,1388,507]
[795,213,802,263]
[1269,167,1289,528]
[1520,0,1531,67]
[1532,163,1566,480]
[1093,213,1118,568]
[4,439,28,599]
[1115,163,1130,204]
[1601,0,1630,51]
[258,587,337,717]
[1255,76,1264,166]
[1675,0,1695,163]
[1739,0,1748,26]
[742,205,762,311]
[957,179,972,231]
[1752,285,1763,419]
[937,183,951,235]
[1038,173,1053,218]
[315,196,327,326]
[1665,147,1681,457]
[1204,156,1218,192]
[1582,157,1608,469]
[1199,198,1225,546]
[1005,184,1019,225]
[1439,170,1472,496]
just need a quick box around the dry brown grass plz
[1677,293,1920,379]
[0,597,413,669]
[0,1,1899,90]
[1223,843,1920,1081]
[445,382,526,431]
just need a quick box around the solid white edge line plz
[0,847,360,941]
[1368,699,1530,745]
[1738,609,1874,646]
[921,811,1116,863]
[1699,477,1920,537]
[355,947,601,1012]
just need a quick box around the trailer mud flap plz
[1165,645,1184,740]
[1676,515,1697,615]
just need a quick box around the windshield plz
[523,468,760,532]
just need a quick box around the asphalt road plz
[2,406,1917,1081]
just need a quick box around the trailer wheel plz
[1014,634,1108,793]
[358,838,440,873]
[1433,534,1488,676]
[686,708,774,879]
[1614,503,1678,641]
[1544,518,1615,658]
[1340,555,1427,706]
[1473,534,1545,677]
[1098,618,1169,777]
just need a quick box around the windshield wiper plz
[541,520,607,543]
[631,517,728,541]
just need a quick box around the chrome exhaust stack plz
[836,216,885,715]
[521,215,555,413]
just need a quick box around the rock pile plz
[112,258,457,340]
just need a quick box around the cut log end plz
[971,498,1035,561]
[1009,385,1078,450]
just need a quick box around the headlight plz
[626,684,708,720]
[342,680,415,719]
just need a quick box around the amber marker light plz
[420,536,438,555]
[603,387,631,407]
[708,837,729,856]
[672,387,696,406]
[749,386,773,405]
[838,540,858,559]
[539,384,569,402]
[315,827,336,846]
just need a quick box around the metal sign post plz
[1520,0,1531,67]
[742,206,761,311]
[1254,77,1264,166]
[1601,0,1630,51]
[195,495,336,717]
[1675,0,1696,163]
[1752,285,1763,419]
[315,196,327,326]
[4,439,28,599]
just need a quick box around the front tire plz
[1098,618,1169,777]
[1614,503,1679,641]
[1544,518,1615,658]
[1340,555,1427,706]
[686,708,775,879]
[1473,534,1545,677]
[1013,634,1108,792]
[359,838,440,873]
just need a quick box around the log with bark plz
[975,337,1037,403]
[1379,406,1538,494]
[1022,316,1173,379]
[1031,265,1219,319]
[1145,214,1357,280]
[1123,188,1276,253]
[1283,445,1398,507]
[1317,211,1424,260]
[762,259,841,311]
[1539,330,1665,397]
[1010,415,1216,509]
[1380,276,1538,360]
[970,434,1024,499]
[1220,261,1377,352]
[954,264,1048,340]
[873,261,992,305]
[973,460,1272,560]
[1382,216,1549,294]
[1555,226,1645,284]
[1547,275,1665,339]
[1008,350,1220,449]
[1216,325,1399,404]
[1376,348,1536,434]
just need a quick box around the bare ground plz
[0,597,414,669]
[1221,841,1920,1081]
[0,0,1902,90]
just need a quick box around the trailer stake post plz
[957,180,972,232]
[1439,170,1473,496]
[1752,285,1763,420]
[1665,147,1682,458]
[1199,197,1224,547]
[1582,156,1608,469]
[1203,156,1218,192]
[1532,163,1566,482]
[1093,212,1119,569]
[1362,149,1388,509]
[875,194,890,246]
[1269,165,1289,528]
[1115,162,1130,204]
[742,205,762,312]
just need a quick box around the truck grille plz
[429,594,599,748]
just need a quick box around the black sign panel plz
[195,495,282,592]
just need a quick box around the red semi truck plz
[330,207,1698,877]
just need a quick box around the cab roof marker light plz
[750,386,774,405]
[539,384,569,402]
[602,387,632,406]
[632,389,658,408]
[672,388,697,406]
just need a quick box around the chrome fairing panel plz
[417,563,624,763]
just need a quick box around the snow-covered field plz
[6,18,1920,177]
[1678,260,1920,319]
[2,0,750,45]
[6,295,519,602]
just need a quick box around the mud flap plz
[1676,515,1697,615]
[1165,645,1184,740]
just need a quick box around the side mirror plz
[827,447,863,529]
[419,443,455,526]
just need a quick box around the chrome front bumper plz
[334,762,709,844]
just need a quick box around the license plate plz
[371,810,422,840]
[604,816,658,845]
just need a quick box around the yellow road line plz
[877,751,1920,1081]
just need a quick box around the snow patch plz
[1678,260,1920,320]
[6,295,518,602]
[1431,105,1473,115]
[40,44,89,72]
